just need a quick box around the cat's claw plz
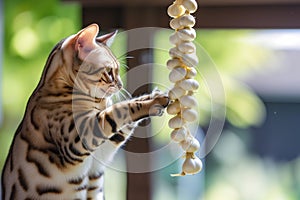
[134,89,168,104]
[150,89,169,107]
[149,92,169,116]
[149,104,165,116]
[150,88,165,98]
[153,94,169,108]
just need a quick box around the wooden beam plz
[64,0,300,7]
[82,7,123,29]
[123,7,156,200]
[196,5,300,29]
[81,5,300,30]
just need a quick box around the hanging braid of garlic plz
[167,0,202,176]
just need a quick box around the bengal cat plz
[1,24,169,200]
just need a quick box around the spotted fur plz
[1,24,169,200]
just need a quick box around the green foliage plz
[195,30,269,127]
[0,0,81,171]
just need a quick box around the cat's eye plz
[105,67,112,74]
[106,67,111,73]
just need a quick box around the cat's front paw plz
[149,92,169,116]
[152,94,170,108]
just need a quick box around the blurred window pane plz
[152,29,300,200]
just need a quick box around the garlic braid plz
[167,0,202,176]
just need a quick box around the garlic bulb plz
[169,32,182,45]
[167,100,181,115]
[179,14,196,27]
[182,108,198,122]
[182,153,203,175]
[170,127,187,142]
[168,86,186,100]
[178,28,196,41]
[181,52,199,68]
[169,67,187,83]
[178,79,199,91]
[178,41,196,54]
[170,18,182,30]
[180,95,198,108]
[167,3,186,18]
[167,58,182,70]
[180,136,200,152]
[182,0,198,13]
[168,115,185,129]
[167,0,202,176]
[186,67,197,78]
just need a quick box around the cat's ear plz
[75,23,99,59]
[96,30,118,47]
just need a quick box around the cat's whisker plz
[110,92,122,103]
[114,91,127,102]
[120,64,129,69]
[120,91,131,101]
[124,56,134,60]
[120,88,132,100]
[117,54,134,70]
[107,90,122,104]
[116,92,124,102]
[117,53,133,60]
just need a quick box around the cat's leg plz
[97,91,169,137]
[131,88,164,102]
[86,169,105,200]
[70,91,168,159]
[86,123,136,200]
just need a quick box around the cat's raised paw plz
[149,104,165,116]
[152,94,170,108]
[148,94,169,116]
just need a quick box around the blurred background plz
[1,0,300,199]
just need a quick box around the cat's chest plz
[75,140,118,171]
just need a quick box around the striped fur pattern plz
[1,24,169,200]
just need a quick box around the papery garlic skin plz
[182,108,198,122]
[167,100,181,115]
[178,79,199,91]
[167,3,186,17]
[171,127,187,142]
[178,28,196,41]
[169,86,186,100]
[169,67,187,83]
[170,18,183,30]
[181,52,199,68]
[168,115,185,129]
[169,32,182,45]
[182,154,203,175]
[179,15,196,27]
[180,136,200,152]
[182,0,198,13]
[178,42,196,54]
[167,58,182,70]
[186,67,197,78]
[180,95,198,108]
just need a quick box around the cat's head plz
[57,24,123,98]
